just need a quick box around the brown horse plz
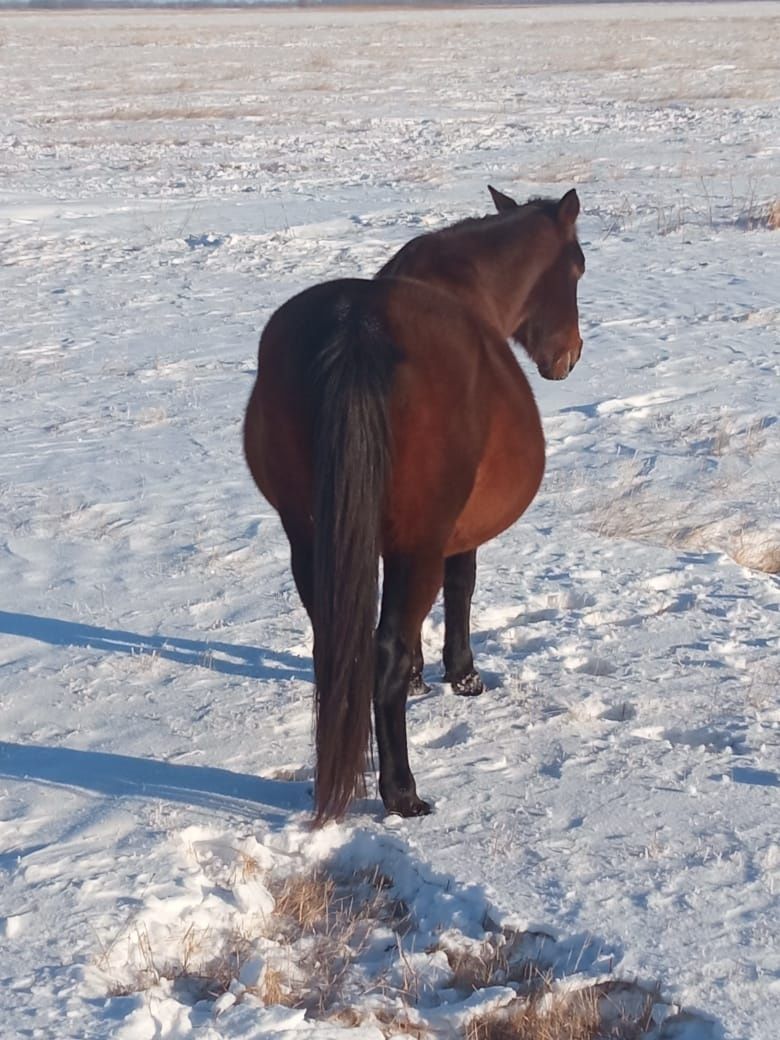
[243,186,585,823]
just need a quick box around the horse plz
[243,186,585,824]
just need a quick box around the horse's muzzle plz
[539,339,582,381]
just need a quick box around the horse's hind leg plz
[375,551,443,816]
[409,636,431,696]
[443,549,484,697]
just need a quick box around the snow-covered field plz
[1,4,779,1038]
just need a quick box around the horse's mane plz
[375,198,562,281]
[440,197,559,237]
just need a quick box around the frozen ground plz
[0,4,778,1038]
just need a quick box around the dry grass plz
[467,989,599,1040]
[103,864,667,1038]
[106,921,258,1004]
[259,867,412,1015]
[372,1006,432,1040]
[585,409,778,575]
[270,872,337,936]
[445,938,507,991]
[594,498,780,574]
[727,532,780,574]
[437,933,539,993]
[329,1005,432,1040]
[435,930,564,1012]
[466,980,656,1040]
[103,864,412,1016]
[269,865,409,939]
[592,495,780,575]
[653,186,780,234]
[259,965,287,1007]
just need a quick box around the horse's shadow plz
[0,610,312,683]
[0,741,312,826]
[0,611,315,825]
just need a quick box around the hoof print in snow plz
[415,721,472,750]
[564,654,618,677]
[600,701,638,723]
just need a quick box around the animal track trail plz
[632,722,749,754]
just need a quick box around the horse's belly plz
[445,400,544,556]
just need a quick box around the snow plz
[1,4,778,1039]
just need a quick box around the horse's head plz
[489,186,585,381]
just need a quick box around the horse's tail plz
[310,293,395,824]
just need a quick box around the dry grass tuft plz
[596,506,780,574]
[466,979,656,1040]
[585,413,778,574]
[467,987,600,1040]
[727,532,780,574]
[271,872,337,935]
[257,964,288,1007]
[269,866,410,944]
[260,866,412,1015]
[437,931,551,999]
[648,186,780,235]
[329,1006,432,1040]
[106,922,257,1004]
[440,937,507,992]
[103,864,411,1015]
[372,1006,432,1039]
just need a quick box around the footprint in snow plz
[600,702,637,723]
[564,654,617,677]
[413,721,472,750]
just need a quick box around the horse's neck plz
[380,216,557,337]
[439,218,557,337]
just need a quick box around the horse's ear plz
[488,185,518,213]
[557,189,580,227]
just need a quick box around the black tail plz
[310,297,395,824]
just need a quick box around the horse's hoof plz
[409,672,432,697]
[449,670,484,697]
[385,794,432,818]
